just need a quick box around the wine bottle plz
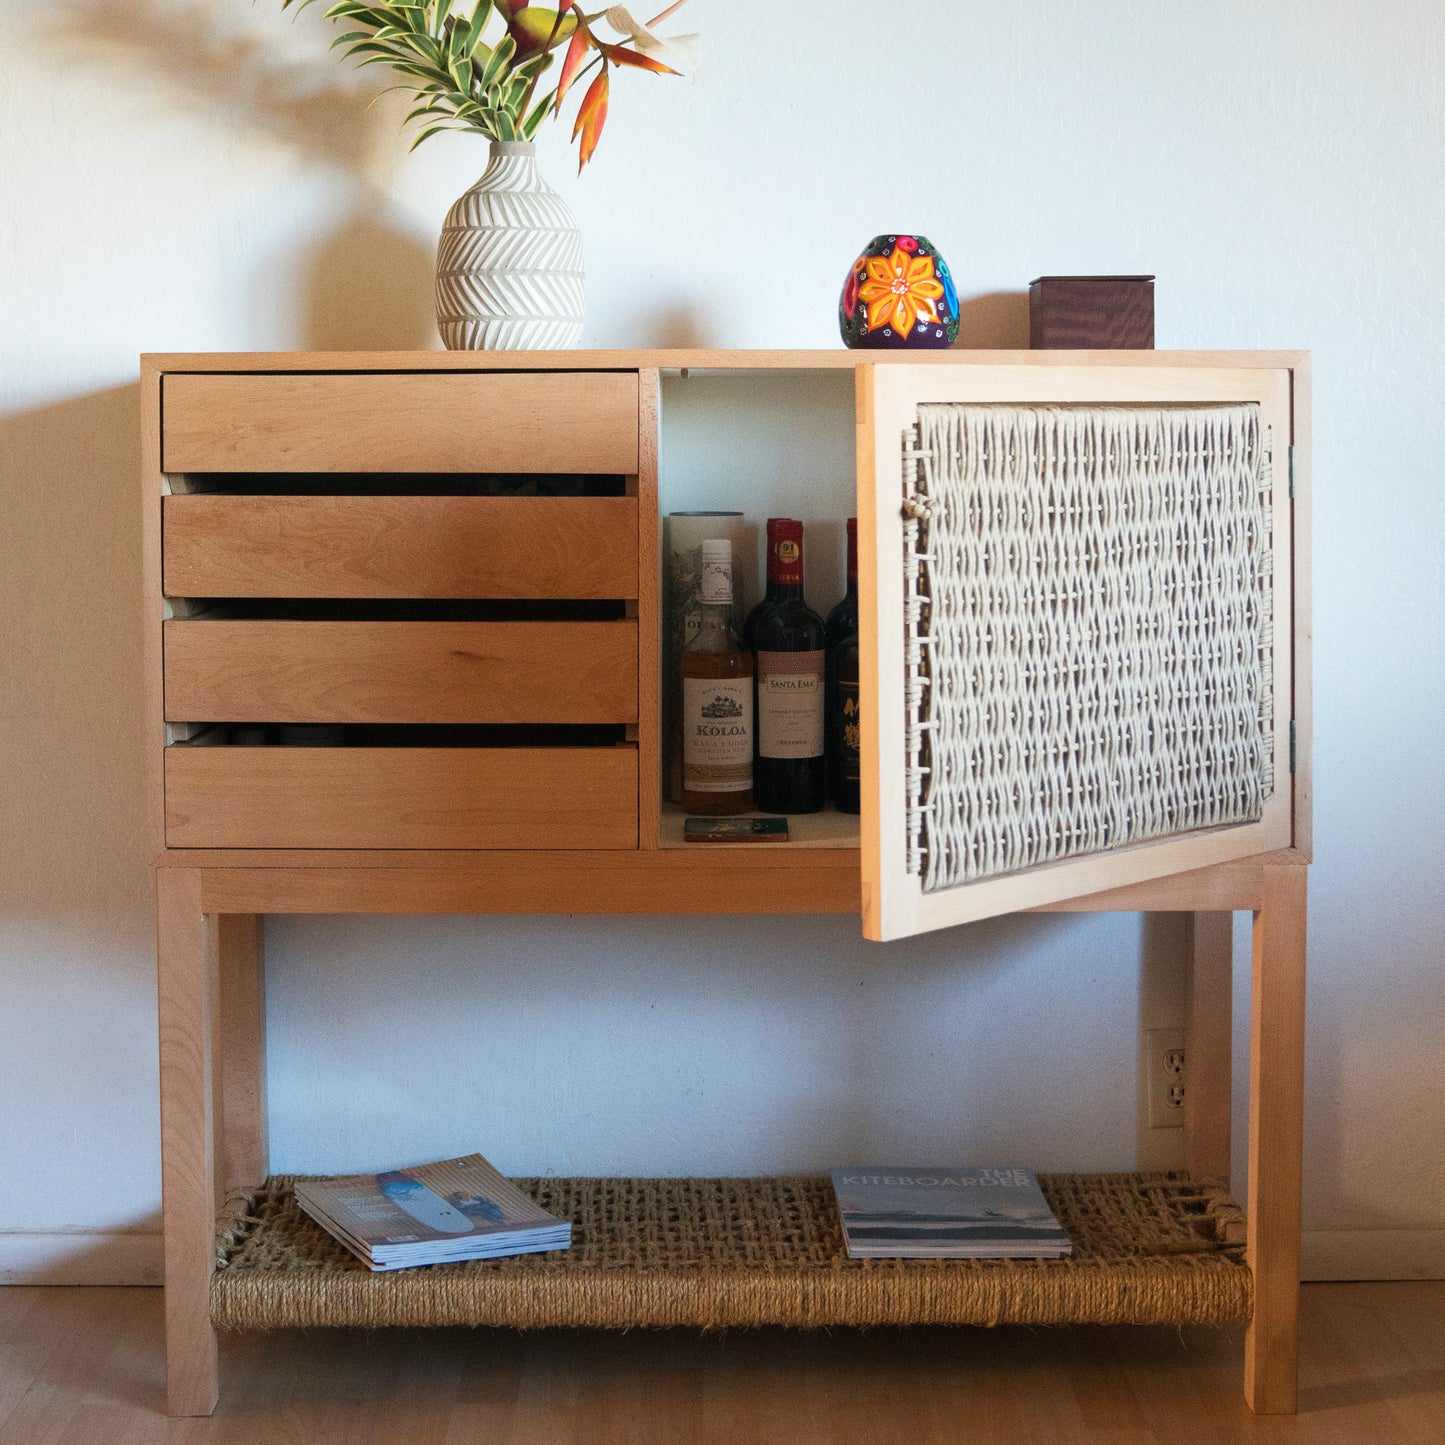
[750,518,826,814]
[826,518,861,814]
[680,540,754,815]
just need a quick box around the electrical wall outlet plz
[1146,1027,1186,1129]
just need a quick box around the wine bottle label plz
[683,677,754,791]
[765,519,805,587]
[699,552,734,605]
[757,650,825,759]
[839,679,861,782]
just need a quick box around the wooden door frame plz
[856,362,1300,942]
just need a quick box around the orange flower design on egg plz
[857,245,947,340]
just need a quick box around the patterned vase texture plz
[839,234,959,349]
[436,141,585,350]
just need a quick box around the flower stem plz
[521,6,571,118]
[646,0,692,27]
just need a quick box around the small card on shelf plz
[683,816,790,843]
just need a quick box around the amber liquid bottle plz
[825,518,861,814]
[680,540,755,814]
[747,518,827,814]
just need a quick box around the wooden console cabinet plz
[143,350,1310,1417]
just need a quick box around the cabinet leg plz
[216,914,268,1194]
[157,869,220,1417]
[1185,911,1233,1183]
[1243,865,1307,1414]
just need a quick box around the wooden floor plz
[1,1284,1441,1443]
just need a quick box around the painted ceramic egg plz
[839,234,959,349]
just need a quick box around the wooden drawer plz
[162,495,639,599]
[161,371,640,473]
[163,620,637,724]
[164,746,638,849]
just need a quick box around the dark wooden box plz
[1029,275,1155,349]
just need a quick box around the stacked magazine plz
[831,1166,1071,1259]
[294,1153,571,1272]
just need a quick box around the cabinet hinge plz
[1289,719,1297,773]
[1288,444,1296,498]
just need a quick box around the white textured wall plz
[2,0,1442,1282]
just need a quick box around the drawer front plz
[162,495,639,599]
[162,371,640,473]
[165,747,638,849]
[164,620,637,724]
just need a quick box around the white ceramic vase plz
[435,141,585,350]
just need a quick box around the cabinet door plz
[857,362,1297,941]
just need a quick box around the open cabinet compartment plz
[653,366,861,850]
[645,357,1301,945]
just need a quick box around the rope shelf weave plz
[211,1172,1250,1332]
[903,403,1274,891]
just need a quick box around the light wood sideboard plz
[143,349,1310,1417]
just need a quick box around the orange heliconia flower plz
[857,245,946,338]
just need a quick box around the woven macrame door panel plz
[903,404,1274,893]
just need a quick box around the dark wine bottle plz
[826,518,861,814]
[749,518,826,813]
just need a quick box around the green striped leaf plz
[399,31,445,65]
[521,89,555,138]
[408,122,465,151]
[478,32,515,86]
[462,0,494,54]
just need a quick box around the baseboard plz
[0,1230,163,1285]
[1302,1228,1445,1281]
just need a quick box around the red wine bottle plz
[826,518,861,814]
[748,518,826,813]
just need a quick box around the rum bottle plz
[680,540,754,814]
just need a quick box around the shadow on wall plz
[40,0,438,350]
[43,0,378,171]
[300,213,437,351]
[1135,912,1192,1174]
[833,908,1091,1161]
[0,386,152,932]
[633,304,714,350]
[957,292,1031,349]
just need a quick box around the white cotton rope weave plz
[902,403,1274,890]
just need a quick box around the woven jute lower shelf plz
[212,1172,1250,1332]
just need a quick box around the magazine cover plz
[830,1166,1071,1259]
[294,1153,570,1261]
